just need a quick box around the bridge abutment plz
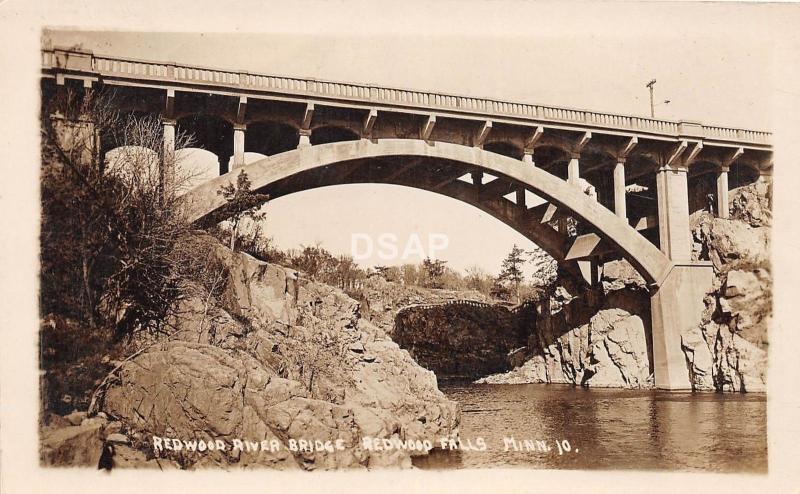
[650,262,714,390]
[50,115,99,166]
[652,160,711,389]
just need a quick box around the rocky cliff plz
[477,259,653,388]
[42,234,459,469]
[682,182,771,392]
[479,183,771,392]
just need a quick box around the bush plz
[40,88,198,337]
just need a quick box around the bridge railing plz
[396,299,496,315]
[396,298,537,315]
[702,125,771,144]
[43,49,771,146]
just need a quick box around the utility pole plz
[646,79,657,118]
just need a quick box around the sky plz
[42,17,776,276]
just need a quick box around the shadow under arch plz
[246,120,300,156]
[532,144,571,176]
[484,141,524,160]
[184,139,673,286]
[176,114,233,175]
[311,126,361,145]
[729,161,760,189]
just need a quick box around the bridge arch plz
[184,139,673,285]
[175,148,220,193]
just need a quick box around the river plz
[414,382,767,473]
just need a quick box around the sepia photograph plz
[2,1,800,493]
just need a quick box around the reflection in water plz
[414,383,766,472]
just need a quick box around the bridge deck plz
[41,48,771,149]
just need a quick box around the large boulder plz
[682,321,767,393]
[680,265,770,392]
[722,268,771,346]
[729,180,771,228]
[691,214,770,272]
[40,414,170,469]
[40,421,105,467]
[478,308,651,387]
[584,309,651,387]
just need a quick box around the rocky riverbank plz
[478,183,770,391]
[40,233,459,469]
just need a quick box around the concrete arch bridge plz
[41,48,773,389]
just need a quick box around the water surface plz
[415,383,766,473]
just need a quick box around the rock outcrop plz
[346,275,535,379]
[683,182,771,392]
[78,234,459,469]
[40,411,168,469]
[477,260,653,388]
[393,301,532,378]
[41,417,106,467]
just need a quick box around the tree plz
[334,255,365,292]
[373,265,402,282]
[498,244,527,303]
[290,243,337,281]
[526,246,558,288]
[400,263,422,286]
[236,227,284,263]
[40,86,199,335]
[465,264,493,295]
[421,257,448,289]
[213,170,269,252]
[490,277,514,301]
[439,265,467,291]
